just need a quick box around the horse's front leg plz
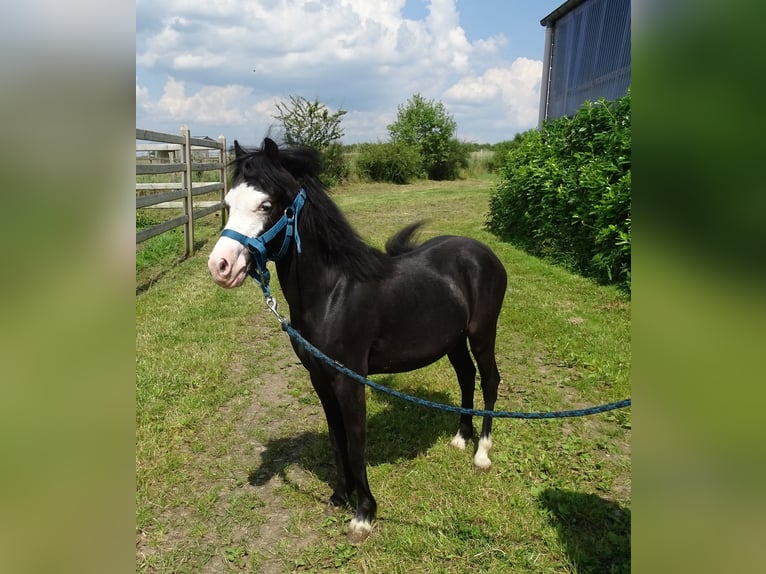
[310,372,354,507]
[334,375,377,543]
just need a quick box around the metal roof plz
[540,0,588,27]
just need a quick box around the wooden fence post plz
[181,126,194,256]
[218,135,228,229]
[137,127,228,255]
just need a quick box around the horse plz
[207,138,507,543]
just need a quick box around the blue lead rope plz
[276,314,631,420]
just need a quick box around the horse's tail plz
[385,221,427,256]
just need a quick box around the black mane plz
[231,140,391,282]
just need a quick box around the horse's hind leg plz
[468,332,501,470]
[448,340,477,450]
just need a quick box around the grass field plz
[136,177,631,573]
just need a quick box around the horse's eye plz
[260,201,272,212]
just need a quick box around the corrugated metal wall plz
[542,0,631,122]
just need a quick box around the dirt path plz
[210,341,324,573]
[131,323,330,574]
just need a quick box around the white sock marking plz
[473,436,493,469]
[450,432,467,450]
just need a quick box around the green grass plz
[136,178,630,573]
[136,163,227,289]
[136,208,225,291]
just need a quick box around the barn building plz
[538,0,631,125]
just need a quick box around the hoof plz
[347,517,372,544]
[450,432,467,450]
[473,436,493,470]
[473,456,492,471]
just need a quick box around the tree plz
[273,95,346,149]
[273,95,349,186]
[387,93,465,180]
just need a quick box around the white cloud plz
[444,57,543,139]
[136,79,150,111]
[172,52,227,70]
[344,109,397,144]
[136,0,544,143]
[153,77,258,125]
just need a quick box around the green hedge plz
[486,92,631,291]
[319,142,349,187]
[355,141,423,184]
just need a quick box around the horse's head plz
[208,138,302,288]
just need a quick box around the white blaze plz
[207,182,272,288]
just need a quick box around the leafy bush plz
[354,142,422,184]
[271,95,350,188]
[486,92,631,291]
[273,95,346,149]
[427,138,470,180]
[388,94,465,180]
[319,142,349,187]
[486,136,523,173]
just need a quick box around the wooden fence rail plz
[136,127,228,256]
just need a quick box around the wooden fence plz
[136,127,228,256]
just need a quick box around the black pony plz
[208,138,507,542]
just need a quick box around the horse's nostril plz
[218,258,228,273]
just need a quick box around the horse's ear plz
[234,140,246,158]
[263,138,281,165]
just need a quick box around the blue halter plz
[219,188,306,297]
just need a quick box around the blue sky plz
[136,0,564,145]
[410,0,556,60]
